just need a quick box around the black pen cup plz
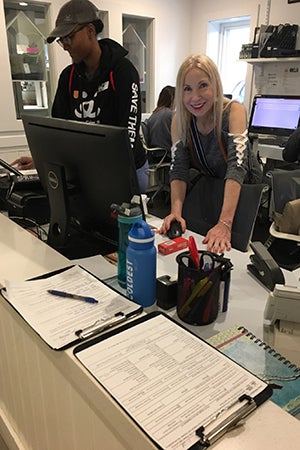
[176,251,221,325]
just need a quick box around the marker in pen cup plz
[219,271,231,312]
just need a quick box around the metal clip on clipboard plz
[75,309,143,340]
[190,395,256,449]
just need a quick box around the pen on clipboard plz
[47,289,98,304]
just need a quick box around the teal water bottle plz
[117,206,142,288]
[126,219,156,307]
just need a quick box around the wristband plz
[219,219,232,232]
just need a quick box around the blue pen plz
[47,289,98,304]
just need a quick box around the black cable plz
[9,216,48,241]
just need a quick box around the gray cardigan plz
[170,103,262,185]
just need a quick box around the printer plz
[248,242,300,365]
[264,284,300,366]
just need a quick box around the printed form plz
[75,314,269,449]
[4,265,140,349]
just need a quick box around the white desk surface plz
[0,212,300,450]
[0,213,69,284]
[149,216,300,341]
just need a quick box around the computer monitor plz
[22,115,141,259]
[248,94,300,137]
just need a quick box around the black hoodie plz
[51,38,146,169]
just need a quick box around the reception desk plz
[0,213,300,450]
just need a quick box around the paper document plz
[19,169,38,176]
[5,265,141,349]
[72,254,117,280]
[75,314,271,449]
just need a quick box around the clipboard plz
[74,312,272,450]
[2,265,143,350]
[0,265,74,303]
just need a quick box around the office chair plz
[264,169,300,270]
[140,123,170,205]
[182,176,268,252]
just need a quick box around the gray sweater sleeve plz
[170,129,262,186]
[225,133,251,185]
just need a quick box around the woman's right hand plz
[159,213,186,235]
[11,156,34,170]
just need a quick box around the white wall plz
[190,0,300,111]
[0,0,299,161]
[268,0,300,23]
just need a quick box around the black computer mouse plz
[167,220,183,239]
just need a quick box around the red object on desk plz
[158,237,188,255]
[188,236,200,269]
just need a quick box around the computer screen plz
[22,115,140,258]
[248,95,300,137]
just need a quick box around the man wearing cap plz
[13,0,149,193]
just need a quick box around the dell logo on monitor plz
[48,171,59,190]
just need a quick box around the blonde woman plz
[160,54,262,253]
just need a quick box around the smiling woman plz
[160,54,263,253]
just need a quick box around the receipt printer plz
[264,284,300,325]
[247,241,285,291]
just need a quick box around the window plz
[4,0,51,119]
[207,17,250,103]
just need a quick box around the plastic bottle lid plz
[128,219,154,243]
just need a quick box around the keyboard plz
[258,136,288,147]
[0,159,41,190]
[13,173,40,183]
[11,173,41,191]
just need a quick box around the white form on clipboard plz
[4,265,142,350]
[74,312,272,449]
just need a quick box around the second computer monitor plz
[248,94,300,137]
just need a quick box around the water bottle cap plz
[128,219,155,243]
[111,202,142,218]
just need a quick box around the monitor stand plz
[45,162,70,250]
[45,162,117,259]
[55,229,117,260]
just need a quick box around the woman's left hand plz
[202,222,232,253]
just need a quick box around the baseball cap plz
[47,0,103,43]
